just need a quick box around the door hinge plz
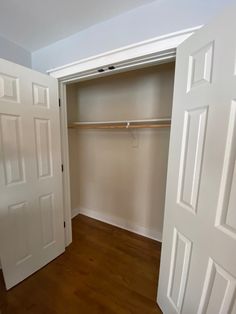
[64,221,66,228]
[59,98,61,107]
[61,164,64,172]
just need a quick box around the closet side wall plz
[67,63,175,241]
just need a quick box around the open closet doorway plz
[65,62,175,245]
[53,61,176,313]
[49,28,195,249]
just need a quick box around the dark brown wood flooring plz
[0,215,162,314]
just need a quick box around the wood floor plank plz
[0,214,162,314]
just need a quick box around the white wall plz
[0,35,31,68]
[67,63,175,241]
[32,0,234,73]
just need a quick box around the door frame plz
[48,26,201,247]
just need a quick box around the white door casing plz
[158,5,236,314]
[0,58,65,290]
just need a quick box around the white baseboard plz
[71,207,81,219]
[71,207,162,242]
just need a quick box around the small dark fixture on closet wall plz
[98,68,105,73]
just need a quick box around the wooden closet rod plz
[68,118,171,130]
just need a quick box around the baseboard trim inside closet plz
[72,207,162,242]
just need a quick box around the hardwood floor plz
[0,215,162,314]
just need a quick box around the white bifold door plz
[0,59,65,290]
[158,5,236,314]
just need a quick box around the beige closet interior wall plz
[67,62,175,240]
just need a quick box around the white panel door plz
[157,5,236,314]
[0,58,65,290]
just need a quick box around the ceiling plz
[0,0,156,52]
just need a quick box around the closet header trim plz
[48,26,202,83]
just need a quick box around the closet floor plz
[0,215,162,314]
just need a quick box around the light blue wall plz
[0,35,31,68]
[32,0,234,73]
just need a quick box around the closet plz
[66,62,175,241]
[1,9,235,310]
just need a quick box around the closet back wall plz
[67,63,175,241]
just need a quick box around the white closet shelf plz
[68,118,171,130]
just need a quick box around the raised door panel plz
[32,83,49,108]
[39,193,55,249]
[198,259,236,314]
[216,100,236,239]
[177,107,208,214]
[0,74,20,103]
[34,118,53,179]
[0,114,25,186]
[187,42,214,92]
[8,201,32,266]
[167,228,192,313]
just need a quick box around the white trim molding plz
[48,26,202,81]
[59,82,72,247]
[72,207,163,242]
